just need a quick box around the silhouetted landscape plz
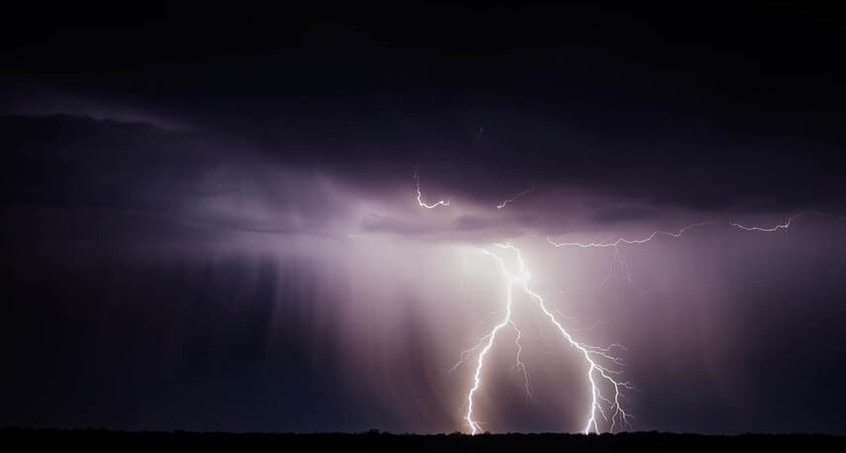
[2,428,844,451]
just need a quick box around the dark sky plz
[2,3,846,433]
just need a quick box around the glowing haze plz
[3,114,846,433]
[3,3,846,435]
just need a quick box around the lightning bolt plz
[729,214,799,232]
[414,169,451,209]
[409,172,843,433]
[547,213,844,250]
[510,320,532,401]
[457,213,843,433]
[496,185,535,210]
[463,243,631,434]
[726,211,846,232]
[546,222,712,287]
[546,222,713,249]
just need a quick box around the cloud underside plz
[2,114,843,243]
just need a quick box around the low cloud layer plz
[2,114,846,433]
[2,5,845,433]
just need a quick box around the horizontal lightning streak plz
[729,214,799,232]
[547,214,845,285]
[496,185,535,210]
[546,222,713,249]
[546,223,712,288]
[724,211,846,232]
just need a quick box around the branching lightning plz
[546,222,713,249]
[496,185,534,209]
[414,169,451,209]
[546,222,712,287]
[406,173,633,433]
[729,214,799,232]
[461,243,631,434]
[410,173,843,434]
[729,211,846,232]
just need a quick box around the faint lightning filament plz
[729,213,799,232]
[546,222,712,249]
[496,185,534,209]
[546,222,711,287]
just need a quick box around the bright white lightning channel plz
[463,243,631,434]
[413,173,844,433]
[414,170,450,209]
[413,173,629,433]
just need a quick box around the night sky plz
[2,4,846,434]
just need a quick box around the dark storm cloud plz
[361,214,428,236]
[2,5,844,217]
[0,115,360,241]
[2,3,846,435]
[0,114,742,243]
[0,79,189,130]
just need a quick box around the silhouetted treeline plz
[2,428,844,452]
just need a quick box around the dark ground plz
[2,428,843,451]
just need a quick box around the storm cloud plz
[2,3,846,434]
